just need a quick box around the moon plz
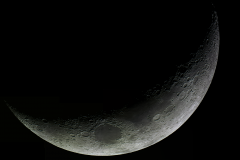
[4,2,219,156]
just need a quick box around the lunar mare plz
[5,7,219,156]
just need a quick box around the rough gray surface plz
[5,7,219,156]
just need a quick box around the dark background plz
[0,1,230,159]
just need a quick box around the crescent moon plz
[5,3,219,156]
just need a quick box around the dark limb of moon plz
[5,2,219,156]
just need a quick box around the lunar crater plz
[152,114,161,121]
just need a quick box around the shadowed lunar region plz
[4,2,219,156]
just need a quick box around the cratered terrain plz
[3,1,219,156]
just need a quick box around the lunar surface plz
[4,2,219,156]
